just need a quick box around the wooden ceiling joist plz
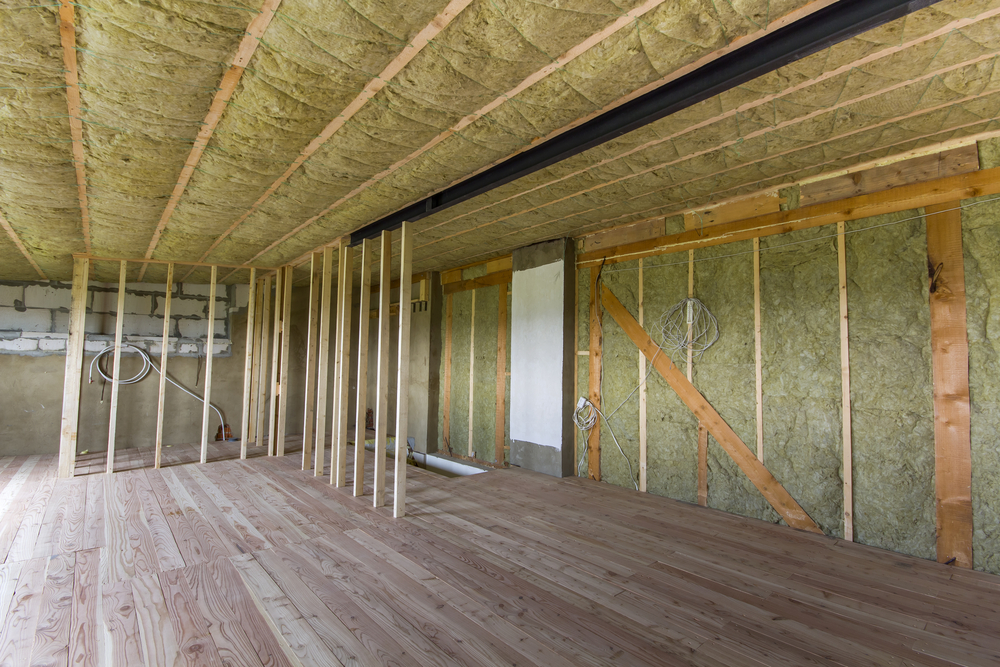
[413,5,1000,251]
[138,0,283,279]
[57,0,91,256]
[0,209,46,280]
[193,0,475,270]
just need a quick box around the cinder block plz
[0,306,53,333]
[0,337,38,352]
[178,343,199,355]
[0,285,23,307]
[124,292,153,315]
[178,318,209,340]
[180,284,212,297]
[170,297,208,318]
[38,338,67,352]
[121,314,163,337]
[234,284,250,309]
[24,284,70,308]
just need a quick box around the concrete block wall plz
[0,279,246,356]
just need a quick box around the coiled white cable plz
[88,344,225,428]
[574,397,638,490]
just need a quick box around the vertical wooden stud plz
[331,245,347,476]
[314,248,334,476]
[247,276,265,445]
[925,202,973,568]
[155,263,175,468]
[373,230,392,507]
[301,256,320,469]
[354,240,373,497]
[200,264,218,464]
[587,266,602,481]
[239,269,257,461]
[58,256,89,478]
[467,289,476,457]
[267,266,283,456]
[106,260,127,474]
[255,274,272,449]
[495,281,507,467]
[687,250,695,382]
[394,221,414,518]
[697,422,708,507]
[837,222,854,541]
[754,237,764,463]
[276,266,293,457]
[334,245,354,487]
[638,258,647,492]
[443,294,453,455]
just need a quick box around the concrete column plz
[509,239,575,477]
[406,272,442,454]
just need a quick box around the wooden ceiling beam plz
[416,6,1000,248]
[57,0,91,256]
[575,165,1000,268]
[139,0,283,279]
[192,0,474,271]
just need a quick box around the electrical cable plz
[88,343,225,429]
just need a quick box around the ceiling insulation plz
[3,0,1000,284]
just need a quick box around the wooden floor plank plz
[158,568,225,666]
[142,469,207,568]
[0,557,48,665]
[130,572,181,667]
[182,561,268,667]
[133,473,186,572]
[102,578,145,667]
[28,552,75,667]
[67,548,102,667]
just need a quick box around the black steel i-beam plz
[348,0,941,245]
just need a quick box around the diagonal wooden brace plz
[601,284,822,534]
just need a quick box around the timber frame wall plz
[57,229,416,515]
[571,146,991,569]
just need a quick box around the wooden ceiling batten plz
[0,209,46,280]
[193,0,475,271]
[138,0,283,280]
[413,5,1000,245]
[57,0,91,256]
[245,0,671,264]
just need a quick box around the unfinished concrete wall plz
[0,281,308,457]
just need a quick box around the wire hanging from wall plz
[658,297,719,361]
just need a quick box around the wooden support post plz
[394,221,414,518]
[246,278,264,444]
[925,202,973,568]
[247,277,265,445]
[331,245,347,477]
[106,260,127,474]
[587,267,602,481]
[239,269,257,461]
[333,245,354,487]
[837,222,854,541]
[687,250,694,382]
[467,289,476,457]
[58,256,89,478]
[301,255,320,469]
[495,281,507,467]
[267,266,283,456]
[200,265,218,464]
[601,284,822,533]
[373,231,392,507]
[697,423,708,507]
[443,294,453,455]
[638,259,647,492]
[276,266,293,457]
[314,248,334,476]
[354,240,373,497]
[255,274,272,449]
[155,263,175,468]
[754,237,764,463]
